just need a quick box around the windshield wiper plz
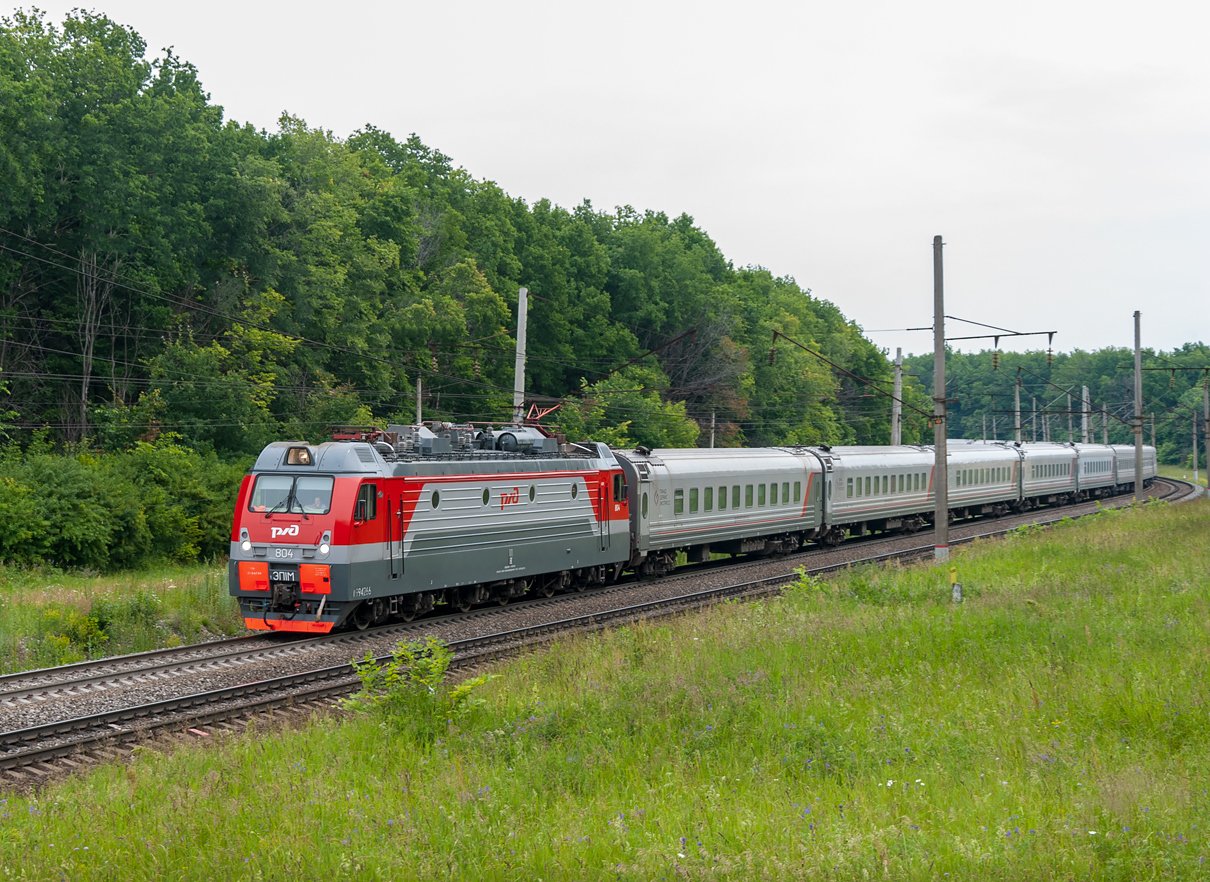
[265,492,295,518]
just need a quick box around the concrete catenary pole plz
[1031,396,1038,442]
[891,347,903,446]
[1081,385,1090,443]
[1067,393,1074,442]
[1102,407,1109,445]
[512,287,529,424]
[1194,409,1200,486]
[1014,375,1023,443]
[415,376,422,424]
[1133,311,1144,504]
[932,236,949,562]
[1203,379,1209,496]
[1204,379,1210,496]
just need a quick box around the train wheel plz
[351,602,373,631]
[454,589,475,613]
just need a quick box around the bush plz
[36,604,108,664]
[0,439,247,571]
[345,637,492,744]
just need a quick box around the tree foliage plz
[0,8,912,460]
[904,343,1210,463]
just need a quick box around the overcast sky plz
[25,1,1209,356]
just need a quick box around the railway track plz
[1,477,1194,788]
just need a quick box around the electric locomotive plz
[229,424,629,632]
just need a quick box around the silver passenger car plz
[826,445,937,538]
[614,447,825,575]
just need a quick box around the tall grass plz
[0,565,243,671]
[1,500,1208,879]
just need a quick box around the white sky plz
[23,0,1210,356]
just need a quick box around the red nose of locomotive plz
[229,445,342,633]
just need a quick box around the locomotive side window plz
[355,483,378,521]
[613,473,626,501]
[794,481,801,501]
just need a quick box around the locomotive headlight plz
[319,531,331,556]
[240,528,251,553]
[241,539,252,552]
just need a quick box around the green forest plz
[903,345,1210,468]
[0,9,1205,572]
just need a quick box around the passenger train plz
[228,424,1157,632]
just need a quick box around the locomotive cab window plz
[613,473,627,502]
[249,474,334,514]
[354,483,378,521]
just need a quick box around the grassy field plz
[1,498,1207,879]
[1160,462,1208,489]
[0,563,242,672]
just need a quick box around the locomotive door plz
[598,475,610,552]
[388,488,403,579]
